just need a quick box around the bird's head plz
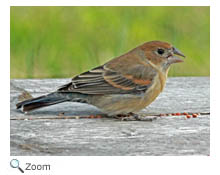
[140,40,185,71]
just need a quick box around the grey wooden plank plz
[10,77,210,156]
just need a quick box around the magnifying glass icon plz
[10,159,24,173]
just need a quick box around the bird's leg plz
[114,113,157,121]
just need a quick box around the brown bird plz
[16,41,185,118]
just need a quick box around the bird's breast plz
[137,73,167,110]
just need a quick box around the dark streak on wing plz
[58,65,152,95]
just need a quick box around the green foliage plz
[10,6,210,78]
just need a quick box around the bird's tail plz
[16,92,69,112]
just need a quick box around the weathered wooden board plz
[10,77,210,156]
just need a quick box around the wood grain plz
[10,77,210,156]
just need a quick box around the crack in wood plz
[10,112,210,121]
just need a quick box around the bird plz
[16,40,185,118]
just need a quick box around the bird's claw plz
[115,113,157,121]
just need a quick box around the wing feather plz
[58,64,156,94]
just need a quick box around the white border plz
[1,0,218,175]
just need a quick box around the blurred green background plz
[10,6,210,78]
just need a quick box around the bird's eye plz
[157,49,165,55]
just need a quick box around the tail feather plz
[16,92,68,112]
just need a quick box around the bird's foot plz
[115,113,157,121]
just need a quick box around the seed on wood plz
[186,115,191,119]
[192,114,198,118]
[89,115,95,118]
[96,115,102,118]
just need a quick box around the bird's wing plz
[58,64,157,95]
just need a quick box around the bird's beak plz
[168,47,185,64]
